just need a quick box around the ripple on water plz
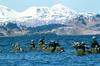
[0,35,100,66]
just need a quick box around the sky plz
[0,0,100,13]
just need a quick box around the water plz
[0,34,100,66]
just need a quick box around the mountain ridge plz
[0,4,100,36]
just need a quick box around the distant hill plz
[0,4,100,36]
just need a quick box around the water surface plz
[0,34,100,66]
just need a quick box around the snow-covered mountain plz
[0,4,100,36]
[18,4,76,20]
[0,5,19,22]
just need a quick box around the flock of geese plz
[2,36,100,56]
[72,36,100,56]
[11,39,64,53]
